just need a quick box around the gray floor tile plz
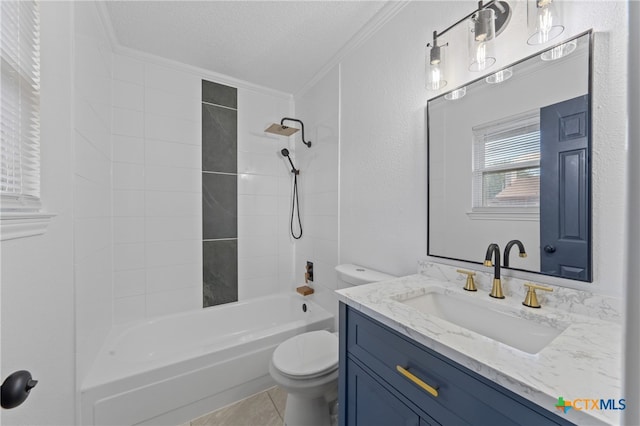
[266,386,287,419]
[191,391,282,426]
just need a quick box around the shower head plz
[280,148,299,175]
[264,118,312,148]
[266,124,299,137]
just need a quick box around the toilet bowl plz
[270,264,395,426]
[269,330,338,426]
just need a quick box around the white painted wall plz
[1,3,76,424]
[73,1,114,390]
[294,66,341,320]
[335,1,628,297]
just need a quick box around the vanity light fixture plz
[485,67,513,84]
[426,31,448,90]
[540,39,577,61]
[425,1,511,91]
[527,0,564,45]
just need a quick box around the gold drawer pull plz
[396,365,439,397]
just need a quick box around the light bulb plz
[527,0,564,45]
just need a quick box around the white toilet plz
[269,264,395,426]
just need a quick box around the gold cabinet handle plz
[396,365,439,397]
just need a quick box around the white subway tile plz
[237,173,279,195]
[114,243,145,271]
[146,286,201,318]
[238,276,280,300]
[144,63,200,99]
[113,80,144,111]
[238,236,275,259]
[114,269,146,298]
[74,177,110,219]
[144,216,200,242]
[75,102,110,157]
[145,87,200,121]
[145,240,201,268]
[146,263,201,294]
[114,217,145,244]
[145,166,200,192]
[238,255,278,281]
[113,190,145,217]
[144,113,199,145]
[113,54,145,85]
[145,139,200,169]
[113,162,145,190]
[114,295,146,324]
[74,217,111,262]
[238,215,278,238]
[75,133,110,186]
[113,108,144,137]
[145,191,201,217]
[113,135,145,165]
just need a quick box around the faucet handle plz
[456,269,477,292]
[522,282,553,308]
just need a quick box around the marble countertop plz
[336,274,623,425]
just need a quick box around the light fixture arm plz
[432,0,496,39]
[280,118,311,148]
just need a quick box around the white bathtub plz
[80,293,334,426]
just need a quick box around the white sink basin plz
[397,289,567,354]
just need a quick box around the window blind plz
[1,0,41,211]
[472,112,540,209]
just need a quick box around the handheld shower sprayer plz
[280,148,299,175]
[280,148,302,239]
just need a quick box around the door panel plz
[540,95,591,280]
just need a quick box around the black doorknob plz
[544,245,556,253]
[1,370,37,409]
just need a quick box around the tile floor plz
[188,386,287,426]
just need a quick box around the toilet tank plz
[335,264,396,287]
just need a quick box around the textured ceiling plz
[105,1,388,94]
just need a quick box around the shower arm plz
[281,118,311,148]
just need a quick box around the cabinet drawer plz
[344,306,573,426]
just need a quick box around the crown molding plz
[93,2,293,101]
[294,1,411,99]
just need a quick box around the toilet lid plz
[272,330,338,377]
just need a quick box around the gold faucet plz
[456,269,477,292]
[522,283,553,308]
[484,243,504,299]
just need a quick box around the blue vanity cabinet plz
[338,303,574,426]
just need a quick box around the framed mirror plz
[427,31,592,282]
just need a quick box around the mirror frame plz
[427,30,594,282]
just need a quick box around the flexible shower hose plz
[291,173,302,239]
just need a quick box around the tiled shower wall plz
[294,67,341,320]
[112,55,203,323]
[202,81,238,307]
[111,50,295,322]
[73,1,114,383]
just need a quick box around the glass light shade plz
[485,67,513,84]
[444,87,466,100]
[527,0,564,45]
[468,8,496,72]
[540,39,577,61]
[426,44,447,90]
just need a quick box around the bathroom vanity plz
[336,273,622,425]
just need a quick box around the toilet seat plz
[272,330,338,379]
